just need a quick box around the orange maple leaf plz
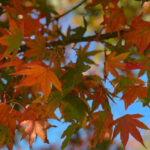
[121,85,147,109]
[0,55,24,71]
[0,102,20,149]
[20,120,56,147]
[123,17,150,54]
[102,6,126,33]
[12,62,62,99]
[20,103,57,121]
[112,114,149,149]
[105,52,129,78]
[24,33,47,60]
[0,102,19,130]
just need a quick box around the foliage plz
[0,0,150,149]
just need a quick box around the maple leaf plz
[20,120,56,147]
[121,85,147,109]
[20,103,57,121]
[0,18,23,57]
[88,111,113,147]
[0,102,20,149]
[90,86,108,110]
[105,52,129,78]
[123,17,150,54]
[3,0,32,16]
[125,61,150,71]
[102,6,126,33]
[0,125,13,150]
[12,62,62,99]
[112,114,149,148]
[0,55,24,71]
[0,102,19,130]
[61,123,77,149]
[60,94,89,122]
[23,33,47,60]
[23,15,42,37]
[112,73,145,95]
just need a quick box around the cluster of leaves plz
[0,0,150,149]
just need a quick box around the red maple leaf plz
[121,85,147,109]
[112,114,149,148]
[123,17,150,53]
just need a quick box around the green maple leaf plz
[0,18,23,56]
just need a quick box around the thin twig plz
[7,100,25,110]
[50,0,87,22]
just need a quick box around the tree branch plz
[50,0,87,22]
[48,30,125,47]
[19,30,125,53]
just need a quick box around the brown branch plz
[19,30,125,53]
[48,30,125,47]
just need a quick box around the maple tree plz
[1,0,150,149]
